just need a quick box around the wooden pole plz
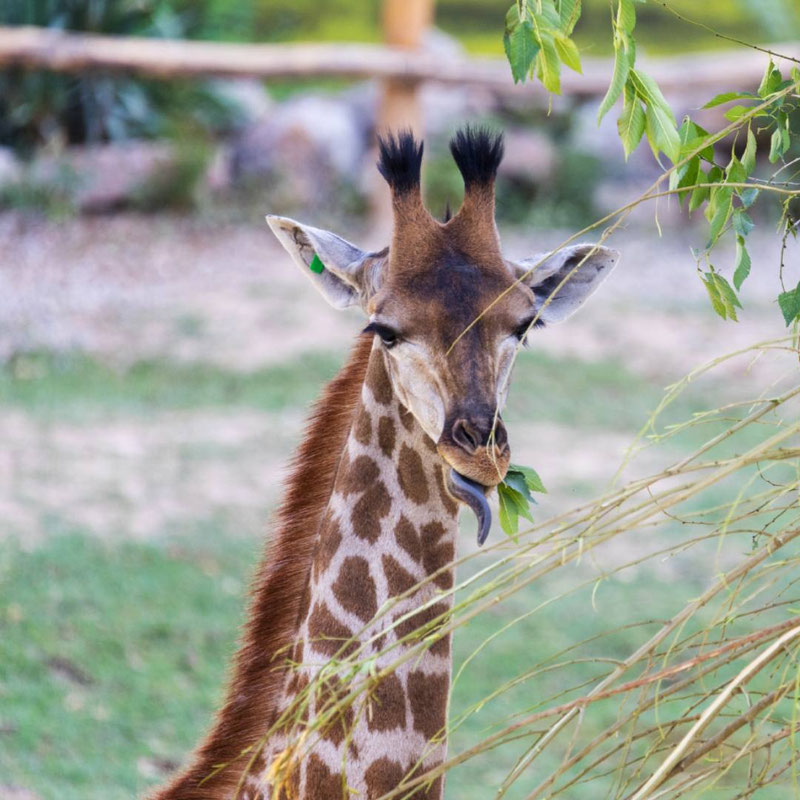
[377,0,433,136]
[372,0,434,230]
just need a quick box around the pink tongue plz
[447,469,492,546]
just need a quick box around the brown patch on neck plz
[150,334,373,800]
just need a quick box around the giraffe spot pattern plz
[307,602,357,658]
[306,753,346,799]
[394,515,421,562]
[312,515,342,582]
[340,454,380,496]
[394,602,451,656]
[367,672,407,732]
[398,404,415,432]
[332,555,378,622]
[354,406,372,445]
[365,353,393,405]
[382,553,418,597]
[317,674,355,748]
[408,670,449,741]
[352,480,391,542]
[421,521,454,590]
[377,415,397,458]
[397,444,430,505]
[364,757,406,799]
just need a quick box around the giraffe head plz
[267,127,619,527]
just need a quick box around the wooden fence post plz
[371,0,434,230]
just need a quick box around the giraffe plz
[150,127,619,800]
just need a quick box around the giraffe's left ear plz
[266,215,386,311]
[508,244,620,324]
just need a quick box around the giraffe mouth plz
[447,469,492,547]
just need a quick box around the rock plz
[207,78,274,124]
[29,141,174,212]
[232,94,366,184]
[498,128,556,182]
[0,147,21,187]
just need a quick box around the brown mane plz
[151,333,374,799]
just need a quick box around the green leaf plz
[739,187,759,208]
[506,485,535,522]
[733,236,751,291]
[778,281,800,326]
[741,128,757,175]
[688,166,710,212]
[644,102,681,162]
[630,69,676,125]
[497,485,519,537]
[503,471,534,504]
[678,118,714,161]
[505,18,539,84]
[723,104,752,122]
[617,82,646,159]
[706,186,733,247]
[732,209,754,238]
[702,271,741,321]
[631,69,679,161]
[702,91,755,109]
[597,39,632,123]
[714,272,742,316]
[758,59,782,98]
[769,127,785,162]
[618,0,636,34]
[535,0,563,29]
[509,463,547,494]
[702,273,727,319]
[558,0,581,35]
[673,156,699,206]
[725,156,746,185]
[554,32,582,73]
[535,32,562,94]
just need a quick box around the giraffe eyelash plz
[363,322,400,348]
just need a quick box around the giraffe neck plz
[257,342,460,800]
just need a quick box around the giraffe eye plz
[364,322,400,349]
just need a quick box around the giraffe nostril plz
[452,419,480,453]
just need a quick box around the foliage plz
[497,463,546,538]
[0,0,245,153]
[502,1,800,330]
[486,4,800,797]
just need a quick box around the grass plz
[0,350,344,420]
[0,533,256,800]
[1,341,792,798]
[0,346,706,429]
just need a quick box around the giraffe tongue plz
[447,469,492,547]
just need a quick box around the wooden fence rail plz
[1,25,799,100]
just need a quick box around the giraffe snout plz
[450,415,509,456]
[437,412,510,488]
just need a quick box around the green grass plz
[0,347,706,430]
[0,350,344,420]
[0,533,257,800]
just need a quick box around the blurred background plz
[1,2,800,799]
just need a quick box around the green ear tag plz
[309,253,325,274]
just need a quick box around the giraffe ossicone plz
[150,127,620,800]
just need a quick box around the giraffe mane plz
[151,333,374,799]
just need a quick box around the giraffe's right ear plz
[266,215,387,311]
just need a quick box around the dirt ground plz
[1,211,795,544]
